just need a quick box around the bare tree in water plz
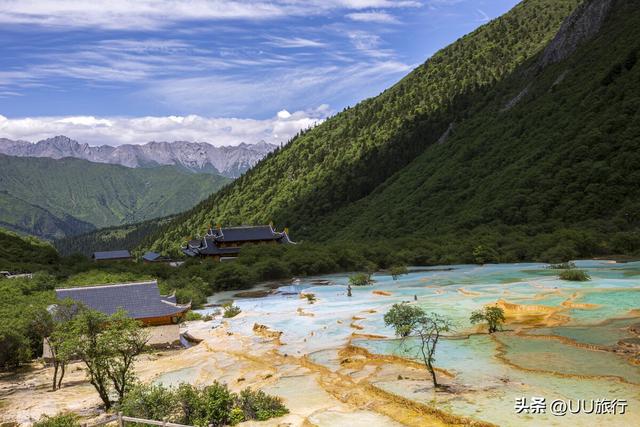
[384,303,453,387]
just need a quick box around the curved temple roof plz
[183,224,294,257]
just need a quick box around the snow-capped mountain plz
[0,136,277,178]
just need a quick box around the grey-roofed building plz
[55,281,189,324]
[92,250,132,262]
[49,281,190,350]
[142,252,171,263]
[211,225,282,243]
[183,224,294,261]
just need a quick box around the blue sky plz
[0,0,520,145]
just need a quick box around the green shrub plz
[228,407,245,425]
[211,264,255,291]
[348,272,374,287]
[33,413,80,427]
[160,276,210,308]
[389,265,409,280]
[302,293,316,304]
[222,303,241,318]
[121,382,287,426]
[559,269,591,281]
[236,388,289,421]
[184,311,203,321]
[176,382,235,427]
[119,383,177,422]
[173,287,207,309]
[63,271,151,287]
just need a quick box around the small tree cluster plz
[222,303,242,318]
[389,265,409,280]
[558,269,590,281]
[348,272,374,287]
[469,306,505,333]
[53,308,148,409]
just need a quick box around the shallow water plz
[201,260,640,426]
[531,318,638,347]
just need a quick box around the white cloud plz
[265,36,326,48]
[0,107,330,147]
[277,110,292,119]
[476,8,490,22]
[346,11,400,24]
[346,30,395,58]
[143,59,411,116]
[0,0,422,30]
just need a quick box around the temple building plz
[183,224,294,261]
[53,281,190,346]
[92,250,132,262]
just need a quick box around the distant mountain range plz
[0,135,277,178]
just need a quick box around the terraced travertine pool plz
[194,260,640,426]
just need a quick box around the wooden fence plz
[81,412,195,427]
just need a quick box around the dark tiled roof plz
[55,281,189,319]
[93,250,131,260]
[182,248,198,257]
[182,225,295,257]
[214,226,281,242]
[198,239,241,256]
[142,252,169,262]
[142,252,160,261]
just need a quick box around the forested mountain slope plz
[146,0,581,253]
[0,155,230,240]
[55,216,174,257]
[0,228,58,272]
[313,0,640,260]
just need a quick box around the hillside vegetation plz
[0,228,58,272]
[0,155,230,240]
[145,0,581,254]
[316,0,640,261]
[55,216,174,256]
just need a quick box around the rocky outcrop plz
[436,122,454,145]
[502,87,529,111]
[537,0,615,70]
[252,323,283,344]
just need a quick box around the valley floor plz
[1,261,639,426]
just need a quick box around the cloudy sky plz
[0,0,519,146]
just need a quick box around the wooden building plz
[54,281,190,345]
[182,225,294,261]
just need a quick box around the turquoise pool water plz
[201,260,640,426]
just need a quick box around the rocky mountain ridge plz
[0,136,277,178]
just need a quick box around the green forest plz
[54,216,175,256]
[0,155,230,240]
